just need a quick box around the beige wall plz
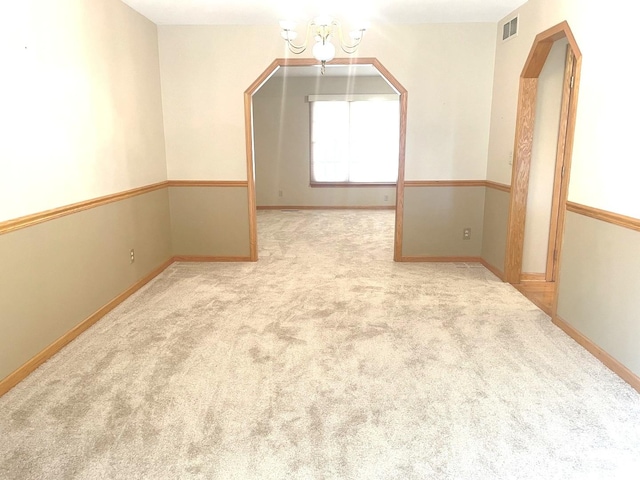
[158,23,496,183]
[0,0,170,383]
[481,188,510,274]
[169,187,250,257]
[402,187,485,258]
[0,189,172,380]
[0,0,167,222]
[557,213,640,377]
[253,74,397,207]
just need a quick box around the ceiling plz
[120,0,528,25]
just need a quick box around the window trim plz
[308,97,400,185]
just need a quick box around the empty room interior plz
[1,0,639,478]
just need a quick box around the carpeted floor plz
[1,210,640,479]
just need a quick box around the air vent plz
[502,15,518,41]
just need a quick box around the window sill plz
[310,182,397,188]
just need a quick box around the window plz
[309,97,400,184]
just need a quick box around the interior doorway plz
[504,21,582,313]
[244,58,408,261]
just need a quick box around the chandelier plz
[279,16,367,74]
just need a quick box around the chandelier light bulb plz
[281,30,298,41]
[312,41,336,62]
[279,20,296,31]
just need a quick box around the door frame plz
[243,57,408,261]
[504,21,582,284]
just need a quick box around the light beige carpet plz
[1,210,640,479]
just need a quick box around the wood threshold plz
[0,257,175,397]
[513,282,555,315]
[520,272,546,282]
[0,181,168,236]
[566,201,640,233]
[256,206,395,211]
[172,255,252,262]
[553,315,640,394]
[168,180,249,188]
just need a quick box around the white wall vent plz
[502,15,519,41]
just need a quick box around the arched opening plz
[504,22,582,313]
[244,58,408,261]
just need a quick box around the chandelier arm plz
[336,25,365,53]
[282,22,312,54]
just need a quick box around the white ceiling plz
[120,0,527,26]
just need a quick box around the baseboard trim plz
[479,259,505,281]
[256,206,395,210]
[172,255,253,262]
[399,256,483,263]
[0,258,174,398]
[553,315,640,394]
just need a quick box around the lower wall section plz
[169,186,250,258]
[0,188,172,381]
[402,186,485,258]
[481,187,510,276]
[557,211,640,379]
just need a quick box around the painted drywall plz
[169,187,250,257]
[157,23,496,182]
[253,74,397,207]
[487,0,640,219]
[521,39,568,274]
[481,188,510,275]
[402,187,485,258]
[0,0,167,222]
[557,213,640,377]
[0,189,172,380]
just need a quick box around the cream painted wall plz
[521,39,567,274]
[487,0,640,218]
[253,74,397,207]
[158,23,496,182]
[0,0,167,222]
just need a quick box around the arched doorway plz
[243,58,408,261]
[504,21,582,312]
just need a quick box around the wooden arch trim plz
[504,21,582,284]
[243,57,408,261]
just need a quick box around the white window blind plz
[310,97,400,184]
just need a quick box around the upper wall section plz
[486,0,640,218]
[158,24,496,182]
[0,0,167,222]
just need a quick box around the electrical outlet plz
[384,194,389,202]
[508,150,513,165]
[130,248,135,264]
[463,228,471,240]
[278,190,283,197]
